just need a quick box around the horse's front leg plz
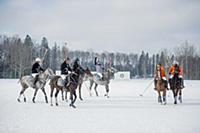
[173,89,178,104]
[17,88,27,102]
[50,85,54,106]
[104,85,109,98]
[94,83,99,97]
[89,80,94,97]
[55,89,59,106]
[72,90,77,108]
[162,89,167,105]
[69,86,75,108]
[32,88,39,103]
[178,89,182,103]
[78,83,83,100]
[41,87,48,103]
[157,90,162,103]
[61,88,64,101]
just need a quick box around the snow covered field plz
[0,79,200,133]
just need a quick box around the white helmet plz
[173,61,179,66]
[35,57,41,62]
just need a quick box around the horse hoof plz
[69,103,76,108]
[80,98,83,101]
[174,101,177,104]
[70,104,76,108]
[56,103,58,106]
[17,99,21,102]
[24,98,26,102]
[32,100,35,103]
[50,104,53,106]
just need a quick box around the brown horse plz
[68,68,93,108]
[49,75,65,106]
[49,68,92,107]
[155,71,167,105]
[61,67,92,101]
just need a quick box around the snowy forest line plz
[0,34,200,80]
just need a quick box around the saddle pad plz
[57,78,65,87]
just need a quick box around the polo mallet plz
[41,48,49,64]
[139,80,154,97]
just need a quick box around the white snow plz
[0,79,200,133]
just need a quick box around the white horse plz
[88,67,118,98]
[17,68,54,103]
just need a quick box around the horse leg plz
[32,89,39,103]
[174,89,178,104]
[71,91,77,108]
[157,91,162,103]
[17,88,26,102]
[78,83,83,100]
[23,93,27,102]
[163,90,167,105]
[65,89,68,102]
[178,89,182,103]
[61,89,64,101]
[41,87,48,103]
[69,86,74,107]
[94,83,99,97]
[104,85,109,98]
[55,89,59,106]
[89,80,94,96]
[50,86,54,106]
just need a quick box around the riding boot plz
[33,75,39,88]
[65,76,70,87]
[65,76,68,87]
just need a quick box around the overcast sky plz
[0,0,199,53]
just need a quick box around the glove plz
[162,77,167,80]
[169,74,173,79]
[179,75,183,78]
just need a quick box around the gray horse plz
[88,67,118,98]
[17,68,54,103]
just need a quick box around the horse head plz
[85,67,93,77]
[108,67,118,74]
[105,67,118,79]
[45,68,55,76]
[155,70,162,81]
[41,68,55,80]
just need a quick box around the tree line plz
[0,34,200,80]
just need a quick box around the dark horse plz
[61,67,92,101]
[170,74,183,104]
[68,67,91,108]
[49,68,92,107]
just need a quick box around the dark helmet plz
[75,58,80,62]
[66,57,70,61]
